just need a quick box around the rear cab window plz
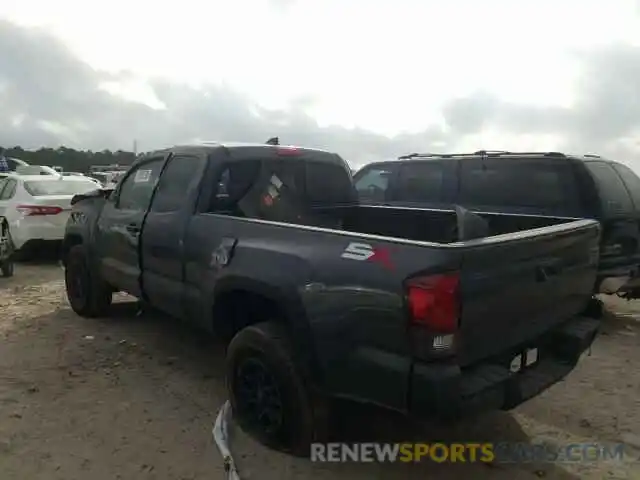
[584,161,634,216]
[207,147,354,224]
[304,160,355,207]
[459,157,580,215]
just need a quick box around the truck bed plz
[314,204,574,244]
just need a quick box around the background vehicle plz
[3,157,29,171]
[353,151,640,301]
[88,171,124,189]
[0,174,100,257]
[63,142,600,456]
[15,165,60,176]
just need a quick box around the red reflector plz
[275,146,300,156]
[17,205,63,216]
[406,273,460,333]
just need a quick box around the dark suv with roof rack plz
[353,150,640,301]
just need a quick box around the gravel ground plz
[0,262,639,479]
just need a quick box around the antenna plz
[266,137,279,146]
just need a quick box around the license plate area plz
[509,348,539,373]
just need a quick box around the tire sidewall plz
[1,223,15,277]
[65,247,90,312]
[1,260,14,277]
[226,326,314,454]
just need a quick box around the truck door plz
[95,156,166,297]
[142,154,208,318]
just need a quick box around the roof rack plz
[397,153,441,159]
[397,151,567,160]
[583,154,601,158]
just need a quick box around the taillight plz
[406,272,460,334]
[16,205,63,216]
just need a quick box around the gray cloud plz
[442,44,640,162]
[0,20,452,167]
[2,19,640,167]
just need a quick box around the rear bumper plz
[409,316,599,420]
[12,226,65,250]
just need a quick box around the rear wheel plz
[226,321,328,456]
[65,244,112,317]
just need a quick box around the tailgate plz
[457,218,600,366]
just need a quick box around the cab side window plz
[116,159,164,211]
[207,160,261,214]
[150,156,206,213]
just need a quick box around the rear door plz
[458,157,582,217]
[389,160,456,208]
[95,157,166,296]
[457,219,600,366]
[142,154,208,319]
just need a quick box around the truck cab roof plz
[141,142,347,167]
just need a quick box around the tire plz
[65,244,112,317]
[2,223,16,261]
[226,321,328,456]
[1,260,14,277]
[584,296,604,319]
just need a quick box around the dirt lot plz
[0,262,639,480]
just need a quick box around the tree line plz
[1,146,137,173]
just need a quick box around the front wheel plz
[65,244,112,317]
[225,321,328,456]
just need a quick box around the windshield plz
[24,179,100,196]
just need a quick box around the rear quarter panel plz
[187,214,461,410]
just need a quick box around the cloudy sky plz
[1,0,640,168]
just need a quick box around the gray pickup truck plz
[62,142,601,455]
